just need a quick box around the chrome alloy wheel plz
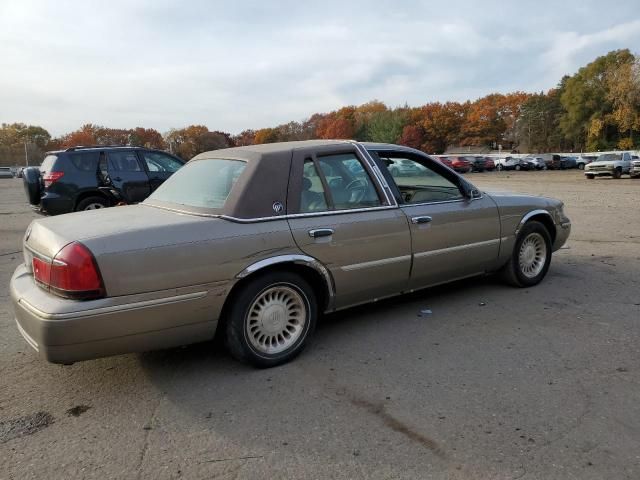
[84,202,105,210]
[518,232,547,278]
[246,285,307,355]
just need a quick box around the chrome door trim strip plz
[18,291,208,321]
[341,255,412,272]
[414,238,502,258]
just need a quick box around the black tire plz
[22,167,42,205]
[500,220,552,288]
[515,164,521,171]
[612,168,622,179]
[75,196,110,211]
[578,163,585,170]
[225,271,317,368]
[496,164,503,171]
[586,174,595,180]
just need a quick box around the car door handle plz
[411,216,432,224]
[308,228,334,238]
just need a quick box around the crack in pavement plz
[135,395,163,479]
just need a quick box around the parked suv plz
[23,146,185,215]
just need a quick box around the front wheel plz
[76,196,109,211]
[225,271,317,368]
[612,168,622,179]
[578,163,585,170]
[500,221,552,287]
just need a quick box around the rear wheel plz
[76,196,109,211]
[577,163,585,170]
[500,221,552,287]
[586,174,595,180]
[225,271,317,368]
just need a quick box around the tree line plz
[1,49,638,166]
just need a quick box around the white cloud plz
[0,0,638,136]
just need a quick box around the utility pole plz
[24,139,29,166]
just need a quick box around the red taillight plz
[32,242,104,299]
[43,171,64,188]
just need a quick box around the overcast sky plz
[1,0,639,136]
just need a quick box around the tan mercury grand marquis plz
[11,140,571,367]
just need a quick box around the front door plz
[371,150,501,290]
[286,145,411,309]
[105,150,151,203]
[138,150,184,191]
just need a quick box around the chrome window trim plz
[414,238,502,258]
[341,255,412,272]
[354,143,397,207]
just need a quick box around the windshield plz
[147,158,246,209]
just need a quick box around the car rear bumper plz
[10,264,220,364]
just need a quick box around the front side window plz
[380,155,463,204]
[299,153,382,213]
[141,152,183,173]
[147,159,246,209]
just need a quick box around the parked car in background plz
[576,155,597,170]
[469,156,486,172]
[387,158,423,176]
[0,166,15,178]
[22,146,185,215]
[448,156,473,173]
[523,157,547,170]
[10,140,571,367]
[630,158,640,178]
[483,157,496,171]
[16,167,25,178]
[560,156,577,169]
[585,152,636,179]
[495,157,522,171]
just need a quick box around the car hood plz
[484,190,562,209]
[587,161,617,167]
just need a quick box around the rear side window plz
[69,152,100,171]
[108,151,142,171]
[147,159,246,209]
[40,155,57,172]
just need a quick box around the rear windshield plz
[40,155,58,172]
[147,159,246,209]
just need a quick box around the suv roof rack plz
[65,145,132,151]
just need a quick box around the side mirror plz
[460,181,480,199]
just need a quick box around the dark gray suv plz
[23,146,184,215]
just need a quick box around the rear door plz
[286,144,411,309]
[371,150,501,289]
[138,150,184,191]
[105,150,151,203]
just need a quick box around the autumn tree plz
[606,58,640,149]
[560,49,635,151]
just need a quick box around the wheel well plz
[74,190,110,210]
[526,214,556,243]
[216,262,332,334]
